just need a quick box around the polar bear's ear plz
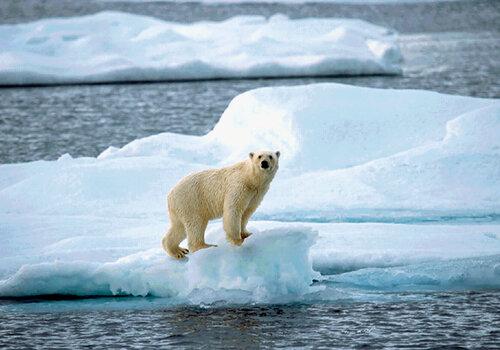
[249,152,254,159]
[276,151,281,158]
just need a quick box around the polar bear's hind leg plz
[163,215,188,259]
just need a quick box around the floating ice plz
[0,227,320,302]
[1,83,499,300]
[0,12,401,86]
[3,84,496,218]
[329,255,500,291]
[1,220,499,299]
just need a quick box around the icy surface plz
[2,84,496,218]
[0,227,320,301]
[1,83,499,301]
[0,12,401,86]
[1,218,499,299]
[330,255,500,291]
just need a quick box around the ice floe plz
[1,220,499,300]
[2,84,496,218]
[1,83,499,301]
[0,12,401,86]
[0,227,320,302]
[329,254,500,291]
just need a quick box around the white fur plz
[162,150,280,259]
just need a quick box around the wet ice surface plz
[1,292,499,349]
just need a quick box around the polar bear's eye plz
[258,155,262,159]
[269,155,273,160]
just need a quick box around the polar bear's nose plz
[261,160,269,169]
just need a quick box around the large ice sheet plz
[1,218,499,299]
[2,84,497,218]
[264,103,500,217]
[0,12,401,86]
[1,83,499,301]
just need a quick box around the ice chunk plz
[307,222,500,274]
[2,84,497,219]
[1,220,499,299]
[0,227,320,303]
[1,213,499,299]
[101,83,496,169]
[329,255,500,291]
[0,12,401,86]
[261,104,500,215]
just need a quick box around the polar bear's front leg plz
[241,204,258,239]
[223,189,251,246]
[186,219,217,253]
[224,208,244,246]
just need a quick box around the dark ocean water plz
[1,292,500,349]
[1,1,500,348]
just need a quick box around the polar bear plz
[162,150,280,259]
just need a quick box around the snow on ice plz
[0,12,401,86]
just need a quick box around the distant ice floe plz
[1,83,499,301]
[0,12,401,86]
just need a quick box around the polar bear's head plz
[249,150,280,174]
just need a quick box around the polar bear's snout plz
[253,151,280,172]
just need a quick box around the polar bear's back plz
[167,162,245,221]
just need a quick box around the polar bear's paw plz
[241,231,253,239]
[189,243,218,253]
[228,237,244,246]
[167,246,189,260]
